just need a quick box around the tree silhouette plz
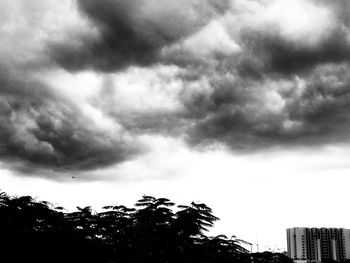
[175,202,219,237]
[0,190,274,263]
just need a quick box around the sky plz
[1,0,350,252]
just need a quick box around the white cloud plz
[36,69,123,133]
[175,20,241,57]
[262,0,334,46]
[227,0,335,47]
[100,65,185,114]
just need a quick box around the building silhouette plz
[286,227,350,262]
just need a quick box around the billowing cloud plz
[182,63,350,150]
[80,0,350,151]
[175,0,350,150]
[0,0,142,174]
[0,64,139,173]
[48,0,229,72]
[2,0,350,175]
[239,24,350,76]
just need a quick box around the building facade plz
[287,227,350,262]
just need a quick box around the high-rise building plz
[287,227,350,262]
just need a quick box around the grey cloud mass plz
[51,0,350,150]
[2,0,350,174]
[184,64,350,150]
[49,0,229,72]
[0,65,138,172]
[239,27,350,76]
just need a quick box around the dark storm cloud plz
[122,0,349,151]
[181,62,350,151]
[48,0,229,72]
[25,0,350,155]
[0,65,138,173]
[239,28,350,76]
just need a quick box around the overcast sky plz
[1,0,350,251]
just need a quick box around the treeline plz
[0,191,292,263]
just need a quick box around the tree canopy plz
[0,190,289,263]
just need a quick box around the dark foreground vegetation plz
[0,191,292,263]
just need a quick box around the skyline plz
[1,0,350,251]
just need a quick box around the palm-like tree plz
[174,202,219,239]
[132,196,175,261]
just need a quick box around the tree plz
[0,190,256,263]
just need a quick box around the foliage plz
[252,252,293,263]
[0,190,260,263]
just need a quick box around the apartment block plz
[287,227,350,262]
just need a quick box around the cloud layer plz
[0,64,138,172]
[49,0,229,71]
[2,0,350,174]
